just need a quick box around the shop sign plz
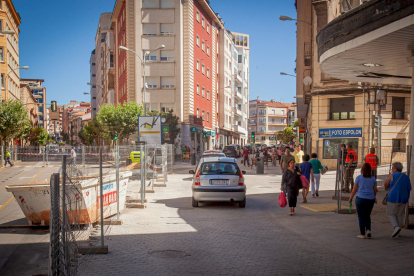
[190,127,198,133]
[319,128,362,138]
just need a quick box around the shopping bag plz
[279,192,287,208]
[300,175,309,189]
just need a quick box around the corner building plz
[111,0,249,151]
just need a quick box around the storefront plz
[319,127,362,161]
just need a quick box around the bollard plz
[256,157,264,174]
[191,153,196,165]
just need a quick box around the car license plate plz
[210,180,229,185]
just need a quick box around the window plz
[202,17,205,28]
[146,77,157,88]
[160,0,174,8]
[207,68,210,78]
[196,60,200,71]
[143,51,157,61]
[207,24,210,33]
[392,97,405,119]
[0,20,3,32]
[160,50,174,62]
[202,40,205,51]
[207,112,210,122]
[0,47,4,62]
[196,35,200,46]
[202,64,205,75]
[197,108,200,118]
[323,138,358,159]
[202,87,205,97]
[392,139,406,152]
[161,104,174,113]
[142,24,157,36]
[196,84,200,95]
[330,97,355,120]
[160,23,174,36]
[142,0,157,8]
[261,136,266,141]
[202,110,205,120]
[207,90,210,100]
[161,77,175,88]
[0,73,4,88]
[207,45,210,56]
[196,11,200,22]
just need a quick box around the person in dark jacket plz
[281,159,301,216]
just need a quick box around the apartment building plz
[248,100,289,146]
[110,0,249,151]
[48,104,63,140]
[0,0,21,103]
[295,0,411,167]
[90,13,114,118]
[20,83,38,127]
[20,79,48,130]
[62,101,91,144]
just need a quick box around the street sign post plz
[138,116,162,144]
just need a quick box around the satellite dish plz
[303,76,312,86]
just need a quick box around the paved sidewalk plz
[81,161,414,276]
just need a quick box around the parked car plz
[223,145,240,158]
[201,152,226,159]
[190,157,246,208]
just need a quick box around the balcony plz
[234,108,243,117]
[267,113,286,117]
[33,94,42,99]
[248,121,256,125]
[234,124,246,134]
[234,74,242,84]
[234,91,242,100]
[316,0,414,86]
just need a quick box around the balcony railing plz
[234,108,243,117]
[235,91,242,100]
[234,74,242,84]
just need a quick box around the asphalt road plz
[0,161,60,276]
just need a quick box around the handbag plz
[279,192,287,208]
[300,175,309,189]
[382,173,403,205]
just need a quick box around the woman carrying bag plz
[280,159,302,216]
[349,163,378,239]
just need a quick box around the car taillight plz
[194,170,200,185]
[238,170,244,186]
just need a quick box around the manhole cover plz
[149,250,190,258]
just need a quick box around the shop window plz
[392,97,405,119]
[323,138,358,159]
[392,139,406,152]
[330,97,355,120]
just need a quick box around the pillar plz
[408,55,414,206]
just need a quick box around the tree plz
[60,132,69,143]
[281,127,295,143]
[79,118,101,145]
[294,120,299,127]
[96,101,143,141]
[27,127,51,146]
[0,100,31,146]
[147,109,180,144]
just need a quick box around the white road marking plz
[19,177,33,179]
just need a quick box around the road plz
[0,161,60,276]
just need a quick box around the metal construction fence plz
[48,143,172,275]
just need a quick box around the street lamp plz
[279,15,311,26]
[280,72,296,77]
[83,92,89,95]
[119,44,165,115]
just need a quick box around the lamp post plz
[280,72,296,78]
[119,44,165,115]
[279,15,311,26]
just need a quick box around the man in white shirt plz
[71,147,77,164]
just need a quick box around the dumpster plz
[5,171,132,226]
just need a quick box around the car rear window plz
[202,154,225,158]
[199,162,239,175]
[223,146,235,150]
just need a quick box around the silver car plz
[190,157,246,208]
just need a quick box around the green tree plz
[294,120,299,127]
[79,118,101,145]
[96,101,143,141]
[0,100,31,146]
[147,109,180,144]
[281,127,295,143]
[27,127,51,146]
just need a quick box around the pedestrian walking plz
[71,147,77,165]
[242,146,250,168]
[343,143,358,193]
[299,154,313,203]
[293,145,304,165]
[309,153,325,198]
[4,150,13,167]
[348,163,378,239]
[280,159,301,216]
[364,148,379,179]
[280,147,295,194]
[384,162,411,238]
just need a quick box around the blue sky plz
[14,0,297,106]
